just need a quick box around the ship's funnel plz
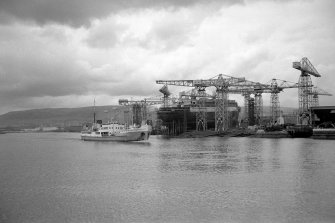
[159,85,171,97]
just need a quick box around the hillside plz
[0,105,129,128]
[0,105,297,129]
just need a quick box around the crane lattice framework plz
[254,92,263,125]
[118,98,163,125]
[224,88,256,125]
[257,79,298,123]
[229,80,268,125]
[156,74,269,132]
[156,74,250,132]
[179,87,213,131]
[159,85,171,108]
[242,92,251,124]
[228,79,298,124]
[293,57,321,121]
[270,79,280,123]
[304,87,332,107]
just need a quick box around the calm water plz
[0,133,335,223]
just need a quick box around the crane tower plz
[293,57,321,119]
[305,87,332,107]
[179,87,212,131]
[270,79,280,124]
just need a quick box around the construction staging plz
[119,57,333,137]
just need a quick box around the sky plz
[0,0,334,114]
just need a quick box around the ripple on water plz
[0,133,335,222]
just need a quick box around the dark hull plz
[254,131,290,138]
[287,126,313,138]
[312,129,335,140]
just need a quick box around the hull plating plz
[81,130,150,142]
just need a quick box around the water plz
[0,133,335,223]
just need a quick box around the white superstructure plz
[81,122,151,142]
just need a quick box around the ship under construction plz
[157,99,240,136]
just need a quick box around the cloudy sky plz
[0,0,334,114]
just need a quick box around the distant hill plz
[0,105,297,129]
[0,105,129,128]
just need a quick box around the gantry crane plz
[304,87,332,107]
[159,85,171,107]
[157,74,247,132]
[219,87,255,124]
[179,88,214,100]
[156,74,268,132]
[293,57,321,121]
[253,79,299,124]
[178,88,215,131]
[228,79,298,125]
[118,98,163,126]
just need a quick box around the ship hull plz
[312,128,335,139]
[253,130,291,138]
[81,130,150,142]
[287,126,313,138]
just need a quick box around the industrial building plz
[311,106,335,127]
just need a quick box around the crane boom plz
[156,74,246,88]
[305,87,332,96]
[179,88,213,98]
[118,99,163,105]
[293,57,321,77]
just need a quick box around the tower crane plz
[293,57,321,119]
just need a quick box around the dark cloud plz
[0,0,334,115]
[0,0,242,27]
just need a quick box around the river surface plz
[0,133,335,223]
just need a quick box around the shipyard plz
[115,57,335,140]
[1,0,335,222]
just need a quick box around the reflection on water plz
[159,137,278,174]
[0,133,335,223]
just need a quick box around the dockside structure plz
[157,99,240,136]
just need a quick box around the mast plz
[93,98,96,124]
